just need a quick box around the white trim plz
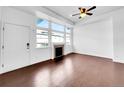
[74,51,113,60]
[113,58,124,63]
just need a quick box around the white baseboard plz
[113,58,124,63]
[74,51,113,60]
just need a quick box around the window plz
[35,18,73,47]
[36,18,49,48]
[52,32,64,43]
[51,23,65,43]
[66,27,72,45]
[36,19,49,28]
[51,23,64,32]
[36,29,49,48]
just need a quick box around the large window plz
[51,22,64,43]
[66,27,72,45]
[36,19,49,48]
[35,18,73,48]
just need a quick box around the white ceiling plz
[45,6,123,24]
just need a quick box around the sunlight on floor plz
[34,58,74,86]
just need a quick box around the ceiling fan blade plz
[86,13,93,16]
[87,6,96,11]
[72,13,80,16]
[83,8,86,13]
[78,7,81,10]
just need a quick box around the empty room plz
[0,6,124,87]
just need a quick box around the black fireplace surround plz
[54,45,64,59]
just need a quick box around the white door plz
[3,23,30,72]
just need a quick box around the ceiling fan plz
[72,6,96,19]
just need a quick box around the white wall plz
[113,9,124,63]
[64,46,73,55]
[0,7,2,20]
[0,7,2,73]
[74,7,124,63]
[73,18,113,59]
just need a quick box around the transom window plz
[36,19,49,28]
[51,23,64,32]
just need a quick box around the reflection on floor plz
[0,53,124,87]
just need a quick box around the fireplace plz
[54,45,64,59]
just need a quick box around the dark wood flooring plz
[0,53,124,87]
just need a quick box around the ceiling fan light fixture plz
[80,13,86,18]
[72,6,96,19]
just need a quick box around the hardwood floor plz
[0,53,124,87]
